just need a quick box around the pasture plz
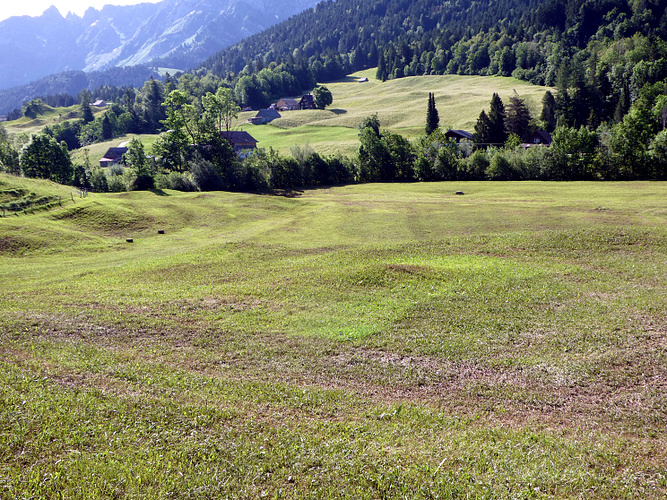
[1,174,666,498]
[236,70,552,156]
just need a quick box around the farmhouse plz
[249,108,281,124]
[276,98,299,111]
[299,94,316,110]
[92,100,107,107]
[358,77,369,82]
[0,115,7,122]
[222,131,258,157]
[99,147,127,168]
[521,129,552,148]
[445,129,474,142]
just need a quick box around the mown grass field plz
[69,134,161,166]
[1,173,666,498]
[3,104,107,137]
[236,69,552,156]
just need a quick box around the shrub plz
[90,168,109,192]
[107,175,127,192]
[486,153,514,180]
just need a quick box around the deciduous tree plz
[313,85,333,109]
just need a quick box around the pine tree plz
[102,114,113,141]
[505,94,531,140]
[80,91,94,124]
[425,92,439,135]
[540,91,557,132]
[474,110,492,146]
[376,50,387,81]
[488,93,507,145]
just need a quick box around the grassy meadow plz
[69,134,162,166]
[3,104,107,138]
[236,69,552,156]
[1,173,666,498]
[2,70,550,161]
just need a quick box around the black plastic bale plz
[126,238,133,243]
[158,230,165,234]
[455,191,465,195]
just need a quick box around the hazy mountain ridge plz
[0,0,321,92]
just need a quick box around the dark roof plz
[223,131,258,145]
[300,94,314,102]
[445,129,474,140]
[530,129,552,144]
[100,147,127,160]
[255,109,281,119]
[277,98,299,107]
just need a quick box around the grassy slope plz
[4,71,550,160]
[237,69,551,156]
[1,173,666,498]
[4,104,106,137]
[70,134,161,165]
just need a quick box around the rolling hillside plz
[1,173,666,497]
[234,70,552,156]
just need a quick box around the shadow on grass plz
[329,108,347,115]
[269,189,304,198]
[150,189,169,196]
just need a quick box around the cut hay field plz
[1,173,666,498]
[3,104,107,137]
[69,134,161,166]
[236,69,552,156]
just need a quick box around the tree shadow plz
[330,108,347,115]
[150,189,169,196]
[266,189,304,198]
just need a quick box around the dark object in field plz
[455,191,465,195]
[126,238,133,243]
[158,230,165,234]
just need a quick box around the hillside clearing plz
[236,70,552,156]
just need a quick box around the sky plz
[0,0,162,22]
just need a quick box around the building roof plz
[300,94,314,102]
[522,130,553,148]
[255,108,281,119]
[445,129,474,140]
[530,129,552,144]
[277,98,299,107]
[101,147,127,160]
[223,131,258,146]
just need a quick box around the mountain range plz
[0,0,320,92]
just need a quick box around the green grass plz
[4,104,106,137]
[1,174,666,498]
[236,70,552,156]
[70,134,161,166]
[5,71,552,160]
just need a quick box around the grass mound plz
[50,200,153,236]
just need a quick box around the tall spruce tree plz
[80,94,94,124]
[425,92,439,135]
[488,93,507,145]
[540,91,557,132]
[505,94,531,140]
[474,110,492,146]
[102,114,113,140]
